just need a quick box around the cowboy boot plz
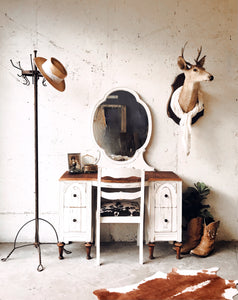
[179,217,203,254]
[190,221,220,257]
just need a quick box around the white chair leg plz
[96,167,101,266]
[96,214,100,266]
[96,237,100,265]
[139,223,143,264]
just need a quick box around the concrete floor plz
[0,241,237,300]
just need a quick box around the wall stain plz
[49,40,64,50]
[4,12,14,22]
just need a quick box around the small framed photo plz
[68,153,81,174]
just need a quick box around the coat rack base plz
[1,218,71,271]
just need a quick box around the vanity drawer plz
[59,180,93,243]
[64,183,87,207]
[154,183,177,208]
[153,182,178,233]
[64,208,87,233]
[154,207,177,232]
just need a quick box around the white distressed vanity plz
[59,88,182,260]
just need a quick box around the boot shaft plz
[187,217,203,238]
[202,221,220,240]
[190,221,220,257]
[180,217,203,254]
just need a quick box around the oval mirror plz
[92,88,151,162]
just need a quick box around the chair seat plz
[100,200,140,217]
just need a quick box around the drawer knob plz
[164,194,168,198]
[73,194,77,197]
[73,219,77,222]
[164,219,168,222]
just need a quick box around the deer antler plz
[181,41,188,58]
[181,41,192,67]
[194,46,202,64]
[194,46,206,66]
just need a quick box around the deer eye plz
[193,68,198,72]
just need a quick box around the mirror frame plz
[91,87,153,170]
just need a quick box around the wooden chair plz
[96,167,145,265]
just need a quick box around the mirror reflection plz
[93,90,148,161]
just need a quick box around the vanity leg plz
[85,242,92,260]
[174,242,182,259]
[148,243,155,259]
[57,242,65,260]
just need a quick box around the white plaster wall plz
[0,0,237,242]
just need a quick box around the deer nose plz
[209,75,214,81]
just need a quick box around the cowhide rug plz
[93,267,238,300]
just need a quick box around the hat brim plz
[34,57,66,92]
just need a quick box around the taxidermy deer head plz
[177,43,214,113]
[167,43,214,156]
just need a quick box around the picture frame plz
[68,153,81,174]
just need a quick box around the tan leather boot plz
[190,221,220,257]
[180,217,203,254]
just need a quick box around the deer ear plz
[197,55,206,67]
[177,56,187,70]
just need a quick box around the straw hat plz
[34,57,67,92]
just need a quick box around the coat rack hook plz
[42,77,47,87]
[10,59,30,86]
[10,59,22,71]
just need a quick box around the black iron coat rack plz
[2,50,70,271]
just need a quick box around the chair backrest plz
[100,167,143,179]
[97,166,145,190]
[97,167,145,215]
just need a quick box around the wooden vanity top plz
[59,171,182,182]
